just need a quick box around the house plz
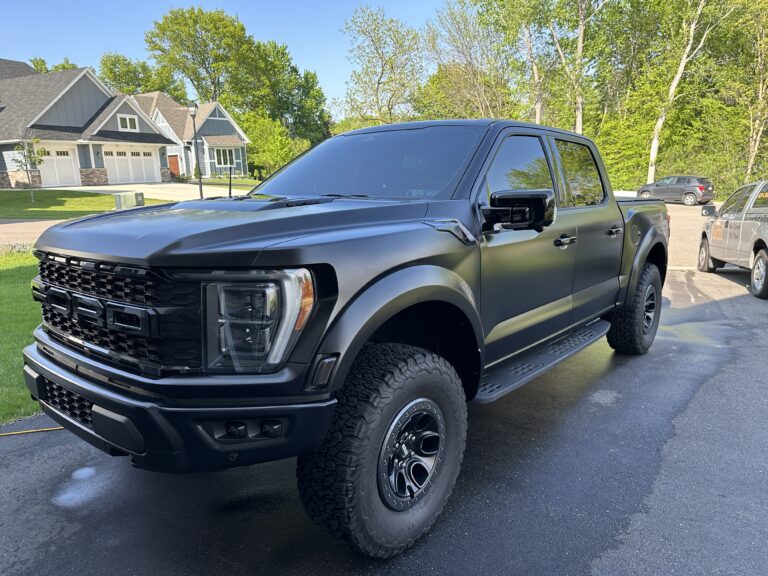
[0,58,175,188]
[134,92,250,179]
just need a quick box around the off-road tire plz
[607,263,662,354]
[697,237,723,272]
[683,193,698,206]
[296,343,467,558]
[751,249,768,299]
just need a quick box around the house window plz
[55,150,69,157]
[116,151,127,157]
[131,151,141,157]
[118,114,139,132]
[215,148,234,167]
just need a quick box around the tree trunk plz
[523,28,543,124]
[646,0,707,183]
[574,0,586,134]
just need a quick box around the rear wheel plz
[639,190,652,199]
[697,237,723,272]
[683,193,698,206]
[607,263,662,354]
[751,249,768,299]
[297,343,467,558]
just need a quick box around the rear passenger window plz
[676,177,690,185]
[555,140,605,207]
[481,136,554,201]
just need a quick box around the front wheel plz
[607,262,662,354]
[697,237,723,272]
[683,193,698,206]
[297,343,467,558]
[639,190,652,199]
[752,249,768,299]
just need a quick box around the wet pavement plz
[2,208,768,575]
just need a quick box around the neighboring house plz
[0,58,175,189]
[134,92,250,179]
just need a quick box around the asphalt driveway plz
[1,203,767,576]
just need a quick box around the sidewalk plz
[0,219,63,246]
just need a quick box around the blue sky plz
[1,0,443,108]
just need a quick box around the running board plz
[473,319,611,404]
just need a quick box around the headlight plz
[205,269,314,372]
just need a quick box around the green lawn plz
[0,189,165,220]
[0,249,41,423]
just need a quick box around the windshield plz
[251,126,485,200]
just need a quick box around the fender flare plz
[623,228,668,306]
[318,265,484,392]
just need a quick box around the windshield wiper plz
[321,193,370,199]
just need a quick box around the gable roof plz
[134,91,248,143]
[0,58,38,80]
[0,67,84,141]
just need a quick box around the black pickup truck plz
[24,120,669,558]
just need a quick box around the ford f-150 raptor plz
[24,120,669,558]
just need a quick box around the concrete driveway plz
[2,201,766,576]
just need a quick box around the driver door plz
[479,132,576,365]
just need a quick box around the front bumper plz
[22,339,337,473]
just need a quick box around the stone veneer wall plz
[4,170,41,188]
[0,171,10,189]
[79,168,108,186]
[160,167,171,183]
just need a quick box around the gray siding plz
[198,116,238,136]
[38,75,109,127]
[77,144,91,169]
[100,102,157,133]
[92,144,104,168]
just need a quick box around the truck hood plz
[35,196,430,267]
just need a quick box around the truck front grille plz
[37,252,202,376]
[43,378,94,428]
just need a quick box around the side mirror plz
[481,189,555,232]
[701,204,716,217]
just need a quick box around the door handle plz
[554,234,577,248]
[607,226,623,237]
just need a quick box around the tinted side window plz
[675,177,690,185]
[555,140,605,207]
[752,184,768,209]
[721,186,752,216]
[481,136,554,201]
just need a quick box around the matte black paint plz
[25,120,669,472]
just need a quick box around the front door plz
[725,185,756,263]
[654,177,675,201]
[551,137,624,323]
[168,155,180,177]
[479,132,577,365]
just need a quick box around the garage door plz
[38,147,80,187]
[104,148,159,184]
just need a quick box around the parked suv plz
[24,120,669,558]
[638,175,715,205]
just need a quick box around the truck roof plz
[340,119,591,140]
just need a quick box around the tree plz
[145,7,249,101]
[238,112,311,177]
[645,0,735,183]
[29,57,78,73]
[98,53,187,102]
[422,1,513,119]
[222,41,331,144]
[343,6,424,123]
[13,136,46,201]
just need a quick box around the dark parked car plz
[638,175,715,205]
[699,181,768,298]
[24,120,669,558]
